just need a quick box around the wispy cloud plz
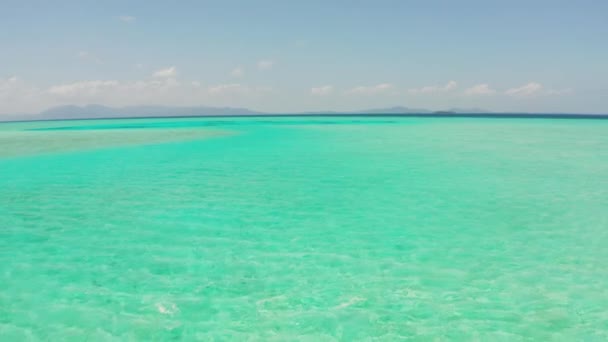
[46,78,268,102]
[1,76,25,92]
[0,74,277,115]
[153,66,177,78]
[294,40,308,48]
[346,83,393,95]
[505,82,543,97]
[77,51,102,64]
[257,60,274,70]
[545,88,573,96]
[311,85,334,96]
[48,80,120,96]
[117,15,136,23]
[208,83,247,95]
[505,82,574,97]
[408,81,457,95]
[464,84,496,96]
[207,83,272,96]
[230,67,244,78]
[0,76,43,114]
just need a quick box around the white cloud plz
[153,66,177,78]
[346,83,393,95]
[230,67,244,78]
[464,84,496,96]
[446,80,458,90]
[311,85,334,96]
[505,82,543,97]
[408,80,457,95]
[257,60,274,70]
[191,81,201,87]
[117,15,136,23]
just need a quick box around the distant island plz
[1,104,607,122]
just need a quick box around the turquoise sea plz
[1,116,608,340]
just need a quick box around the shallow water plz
[1,116,608,340]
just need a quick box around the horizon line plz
[3,112,608,124]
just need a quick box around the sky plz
[1,0,607,116]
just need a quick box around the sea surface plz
[1,116,608,340]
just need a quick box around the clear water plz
[1,116,608,340]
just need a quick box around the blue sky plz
[1,0,607,115]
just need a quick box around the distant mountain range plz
[1,104,493,122]
[0,104,263,122]
[38,105,263,120]
[358,106,489,114]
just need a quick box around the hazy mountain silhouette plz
[1,104,496,122]
[35,104,262,120]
